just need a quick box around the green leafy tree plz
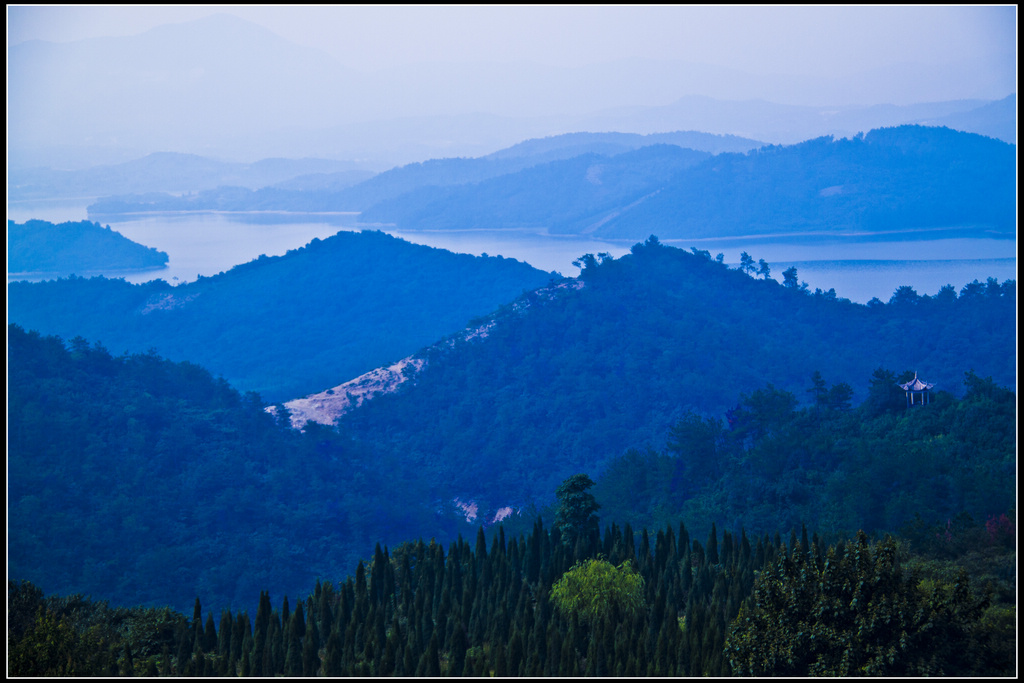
[554,474,600,544]
[725,532,989,676]
[549,558,644,624]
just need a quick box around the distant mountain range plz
[87,126,1014,244]
[7,230,555,402]
[358,125,1015,241]
[8,153,374,202]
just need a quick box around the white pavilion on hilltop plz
[898,372,935,407]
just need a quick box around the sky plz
[7,5,1017,80]
[6,5,1017,170]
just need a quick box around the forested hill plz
[7,324,447,614]
[8,318,1015,645]
[358,125,1015,240]
[359,144,710,234]
[8,219,168,275]
[338,238,1016,508]
[6,230,555,402]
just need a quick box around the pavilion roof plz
[898,372,934,391]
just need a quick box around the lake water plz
[7,203,1017,304]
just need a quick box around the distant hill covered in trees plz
[8,219,168,275]
[7,230,555,402]
[357,125,1015,240]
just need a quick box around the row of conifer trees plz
[12,517,790,677]
[13,515,1008,677]
[172,518,779,677]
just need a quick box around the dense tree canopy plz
[726,532,990,676]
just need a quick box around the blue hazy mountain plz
[359,144,711,233]
[9,152,373,201]
[85,131,751,216]
[926,94,1016,144]
[8,219,168,275]
[357,125,1015,241]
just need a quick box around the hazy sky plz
[8,5,1017,79]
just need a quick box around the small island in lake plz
[8,219,169,276]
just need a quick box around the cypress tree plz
[707,523,720,565]
[216,610,232,655]
[174,622,191,674]
[654,529,668,573]
[203,612,217,654]
[495,526,507,556]
[283,625,302,677]
[618,520,634,565]
[639,529,651,571]
[560,622,577,675]
[691,539,705,568]
[191,598,203,636]
[740,528,752,566]
[301,610,319,677]
[229,612,247,670]
[507,629,525,676]
[322,628,343,677]
[379,626,397,676]
[401,641,417,677]
[415,632,441,677]
[545,623,562,675]
[493,636,508,677]
[448,620,468,677]
[355,560,368,601]
[721,529,734,569]
[528,519,543,584]
[292,601,306,641]
[267,611,284,675]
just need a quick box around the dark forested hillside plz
[8,219,168,274]
[7,325,466,614]
[358,125,1015,240]
[338,238,1016,510]
[7,230,555,402]
[9,517,1014,677]
[591,369,1017,541]
[8,318,1014,671]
